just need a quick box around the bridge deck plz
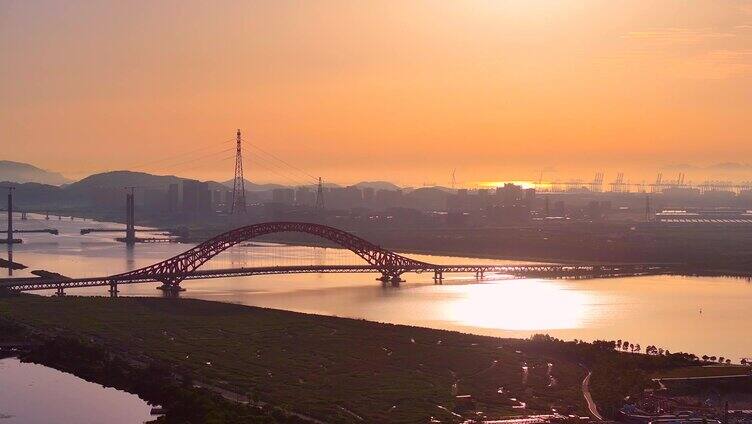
[0,263,673,292]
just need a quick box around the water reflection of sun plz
[447,279,591,331]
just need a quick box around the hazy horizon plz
[3,1,752,186]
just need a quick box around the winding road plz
[582,370,603,421]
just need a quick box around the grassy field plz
[0,295,587,423]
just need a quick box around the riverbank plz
[0,295,716,423]
[0,295,586,423]
[0,295,589,422]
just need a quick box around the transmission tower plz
[230,129,247,214]
[315,177,325,209]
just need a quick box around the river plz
[4,213,752,362]
[0,357,153,423]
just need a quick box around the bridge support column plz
[377,273,403,287]
[390,275,402,287]
[433,270,443,285]
[108,282,119,298]
[157,284,185,296]
[55,286,65,297]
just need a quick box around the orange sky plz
[2,1,752,186]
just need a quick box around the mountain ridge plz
[0,160,71,185]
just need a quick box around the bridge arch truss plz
[110,222,431,289]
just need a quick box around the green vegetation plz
[514,335,703,418]
[0,295,588,423]
[2,296,725,422]
[22,335,300,424]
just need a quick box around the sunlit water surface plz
[0,357,153,423]
[4,214,752,361]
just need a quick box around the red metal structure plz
[0,222,675,295]
[112,222,431,291]
[230,129,247,214]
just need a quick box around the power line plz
[170,153,236,176]
[250,155,310,187]
[246,142,318,183]
[156,147,236,173]
[58,137,236,177]
[134,139,235,171]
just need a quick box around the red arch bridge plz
[0,222,674,295]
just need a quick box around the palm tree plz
[719,357,725,363]
[702,355,709,361]
[710,356,717,362]
[725,359,731,365]
[635,344,641,353]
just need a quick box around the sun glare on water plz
[447,279,591,331]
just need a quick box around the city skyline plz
[3,1,752,184]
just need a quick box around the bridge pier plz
[390,275,402,287]
[377,273,403,287]
[108,282,119,297]
[55,286,65,297]
[475,270,484,279]
[433,270,443,284]
[157,284,185,296]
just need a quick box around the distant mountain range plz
[0,160,71,185]
[66,170,227,193]
[354,181,401,191]
[221,178,288,192]
[1,160,411,194]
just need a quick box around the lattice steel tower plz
[315,177,325,209]
[230,129,247,214]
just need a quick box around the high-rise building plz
[182,179,211,214]
[198,183,212,213]
[272,188,295,205]
[295,187,315,206]
[362,187,375,204]
[144,188,167,212]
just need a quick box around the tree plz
[725,359,731,365]
[719,357,725,363]
[623,341,630,351]
[741,358,748,366]
[702,355,709,362]
[710,356,717,362]
[635,344,641,353]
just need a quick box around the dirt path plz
[581,370,603,421]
